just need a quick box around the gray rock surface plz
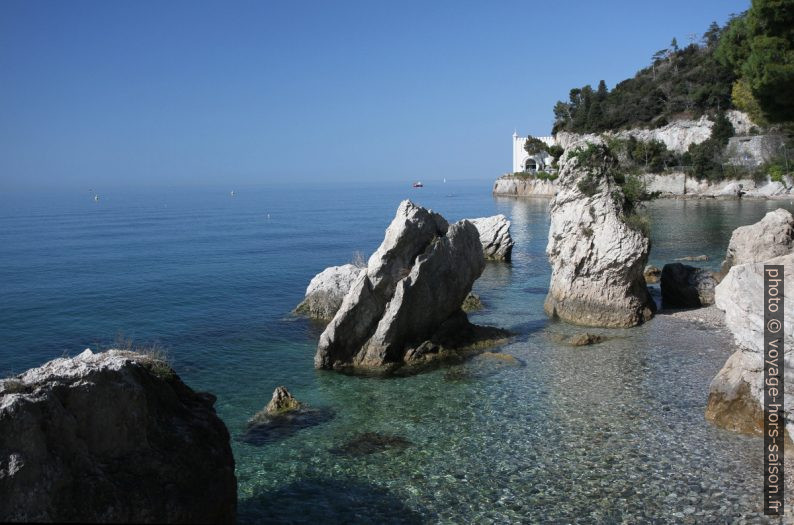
[468,214,515,260]
[720,208,794,274]
[660,263,717,308]
[544,144,655,327]
[0,349,236,523]
[295,264,364,320]
[315,200,492,371]
[707,253,794,442]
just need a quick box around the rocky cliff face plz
[315,200,493,371]
[295,264,364,320]
[707,254,793,442]
[0,349,237,523]
[555,110,752,154]
[467,215,514,261]
[544,144,655,327]
[492,176,557,197]
[720,209,794,274]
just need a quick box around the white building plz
[512,132,555,173]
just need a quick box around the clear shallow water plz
[1,183,793,523]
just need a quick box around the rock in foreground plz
[660,263,717,308]
[315,200,501,371]
[295,264,363,320]
[0,349,236,524]
[544,144,655,327]
[707,253,793,442]
[720,208,794,274]
[467,215,515,261]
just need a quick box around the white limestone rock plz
[295,264,364,320]
[315,200,497,371]
[707,253,794,441]
[492,176,557,197]
[720,209,794,273]
[467,214,515,261]
[543,143,655,327]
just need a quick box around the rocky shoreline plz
[493,172,794,200]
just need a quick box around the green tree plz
[741,0,794,122]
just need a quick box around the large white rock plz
[720,209,794,273]
[315,200,493,371]
[295,264,364,320]
[708,254,794,441]
[0,349,237,523]
[543,143,655,327]
[467,215,515,261]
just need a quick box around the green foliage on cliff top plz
[552,1,794,133]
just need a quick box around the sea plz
[1,180,791,523]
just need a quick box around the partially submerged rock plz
[244,388,333,446]
[720,208,794,274]
[660,263,717,308]
[706,253,793,442]
[329,432,412,457]
[0,349,236,524]
[567,333,606,346]
[644,265,661,284]
[467,214,515,261]
[315,200,505,372]
[295,264,363,320]
[264,386,301,415]
[544,143,655,327]
[461,291,483,312]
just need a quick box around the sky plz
[0,0,750,190]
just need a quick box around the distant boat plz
[89,189,99,202]
[230,190,236,197]
[412,181,424,188]
[443,178,446,183]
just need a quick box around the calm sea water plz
[1,181,792,523]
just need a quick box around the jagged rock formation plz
[315,200,499,371]
[720,209,794,274]
[544,145,655,327]
[467,214,514,261]
[0,349,236,523]
[707,253,793,442]
[264,386,301,415]
[295,264,364,320]
[660,263,717,308]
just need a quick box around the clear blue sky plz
[0,0,749,189]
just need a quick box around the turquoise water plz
[1,183,792,523]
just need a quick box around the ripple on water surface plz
[0,185,790,523]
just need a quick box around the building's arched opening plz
[524,159,537,172]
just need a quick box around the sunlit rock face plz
[544,144,655,328]
[707,253,793,443]
[315,200,488,371]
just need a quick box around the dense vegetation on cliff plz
[552,0,794,134]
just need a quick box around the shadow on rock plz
[329,432,412,457]
[237,478,428,524]
[240,407,335,446]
